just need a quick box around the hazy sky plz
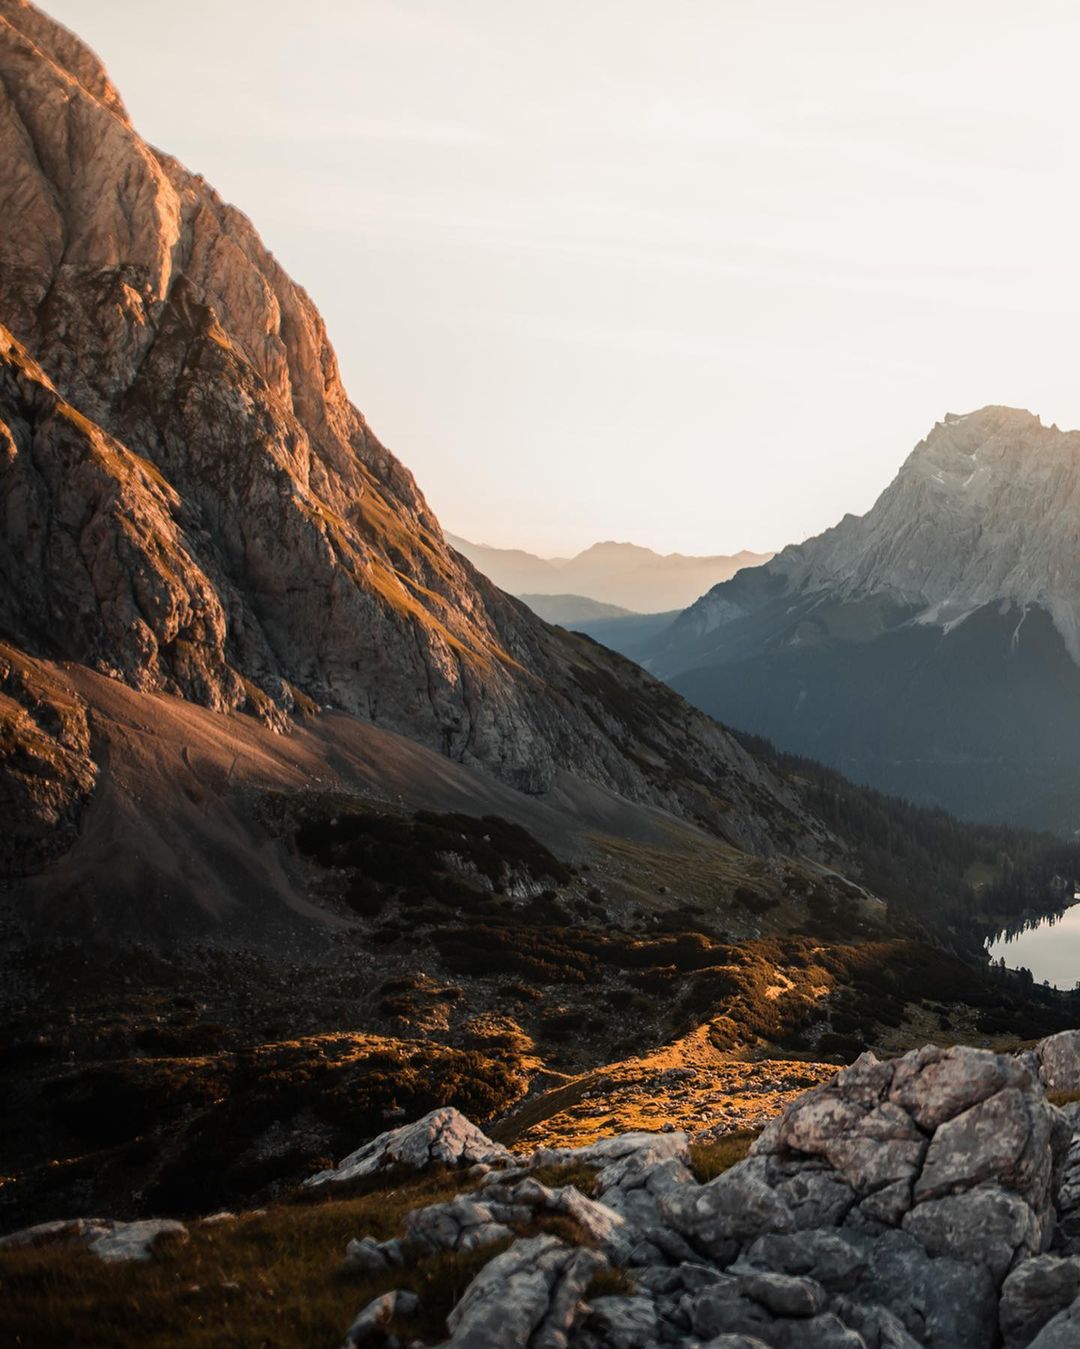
[44,1,1080,556]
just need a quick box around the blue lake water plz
[986,904,1080,990]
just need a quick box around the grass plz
[1,1167,485,1348]
[688,1131,757,1183]
[586,1266,636,1299]
[1,1156,618,1347]
[1048,1090,1080,1107]
[527,1161,601,1197]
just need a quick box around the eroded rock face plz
[0,0,822,863]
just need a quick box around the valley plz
[4,4,1080,1346]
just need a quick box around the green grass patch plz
[527,1161,601,1197]
[688,1131,757,1183]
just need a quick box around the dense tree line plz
[735,731,1080,931]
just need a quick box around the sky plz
[44,1,1080,556]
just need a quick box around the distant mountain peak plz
[751,408,1080,656]
[644,406,1080,830]
[451,534,773,611]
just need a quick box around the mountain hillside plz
[0,0,822,903]
[448,533,771,612]
[645,408,1080,830]
[516,594,633,624]
[8,7,1080,1273]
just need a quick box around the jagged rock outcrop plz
[326,1032,1080,1347]
[646,408,1080,828]
[0,0,823,881]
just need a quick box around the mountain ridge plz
[448,532,772,613]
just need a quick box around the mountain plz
[7,5,1080,1259]
[646,407,1080,831]
[566,608,684,657]
[516,593,633,624]
[0,0,820,922]
[448,533,772,612]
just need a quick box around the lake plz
[986,903,1080,990]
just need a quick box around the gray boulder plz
[903,1185,1045,1280]
[306,1107,513,1187]
[744,1230,867,1292]
[753,1057,926,1198]
[851,1228,997,1349]
[914,1087,1053,1207]
[889,1045,1033,1130]
[342,1290,419,1349]
[830,1298,922,1348]
[1036,1031,1080,1093]
[87,1219,189,1263]
[736,1270,826,1317]
[444,1235,604,1349]
[1000,1254,1080,1348]
[659,1160,794,1263]
[531,1131,691,1198]
[578,1295,659,1348]
[1027,1294,1080,1348]
[0,1216,187,1262]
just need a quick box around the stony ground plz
[9,1033,1080,1347]
[497,1026,836,1152]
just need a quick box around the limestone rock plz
[1000,1255,1080,1349]
[305,1108,512,1187]
[902,1185,1043,1281]
[305,1048,1080,1349]
[659,1161,794,1262]
[889,1046,1033,1131]
[443,1235,604,1349]
[577,1295,659,1349]
[850,1228,998,1349]
[87,1218,188,1262]
[1036,1032,1080,1094]
[1027,1295,1080,1349]
[913,1087,1053,1206]
[342,1289,419,1349]
[735,1270,827,1317]
[744,1231,867,1292]
[0,1215,187,1261]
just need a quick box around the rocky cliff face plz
[645,408,1080,830]
[0,0,816,862]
